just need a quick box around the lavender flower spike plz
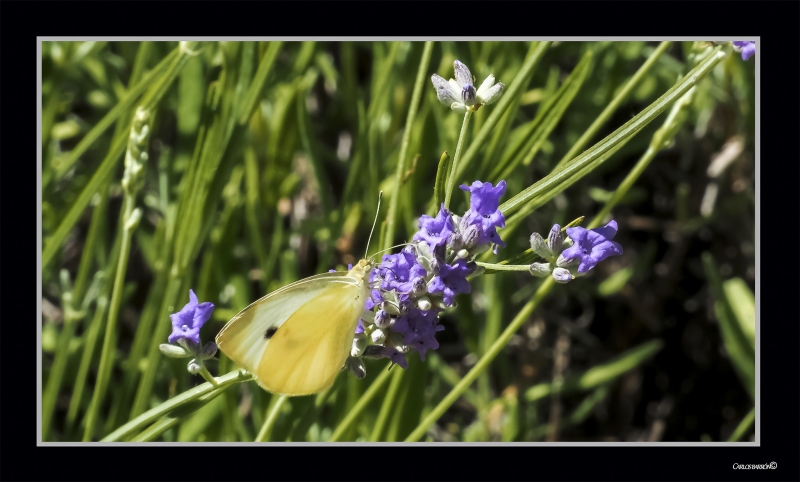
[168,289,215,345]
[557,220,623,275]
[732,41,755,61]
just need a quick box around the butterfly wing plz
[215,272,368,396]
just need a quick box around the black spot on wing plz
[265,326,278,339]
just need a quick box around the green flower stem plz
[66,231,123,435]
[328,361,392,441]
[453,41,550,183]
[198,366,219,387]
[405,277,556,441]
[130,387,229,442]
[554,41,672,170]
[726,406,755,442]
[43,183,110,440]
[384,41,433,251]
[369,367,405,441]
[101,369,252,442]
[443,110,473,210]
[83,107,151,441]
[82,197,140,441]
[255,395,288,442]
[474,262,534,272]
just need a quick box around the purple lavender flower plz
[348,179,506,372]
[459,180,507,253]
[732,41,755,61]
[168,290,214,344]
[428,258,474,306]
[393,309,445,361]
[558,220,623,275]
[413,204,455,251]
[380,346,409,369]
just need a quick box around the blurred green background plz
[41,40,756,442]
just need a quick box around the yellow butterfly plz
[215,259,374,396]
[215,194,383,397]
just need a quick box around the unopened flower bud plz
[548,224,563,254]
[530,232,553,259]
[552,268,573,284]
[351,336,368,357]
[529,262,553,277]
[462,225,480,247]
[411,276,427,296]
[187,358,203,374]
[199,341,218,360]
[371,328,387,344]
[417,296,432,311]
[382,301,401,316]
[345,357,366,379]
[159,343,191,358]
[457,249,470,259]
[374,309,392,329]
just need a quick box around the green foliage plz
[41,40,755,442]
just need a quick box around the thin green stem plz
[405,277,556,441]
[255,395,288,442]
[454,41,550,182]
[443,110,472,210]
[328,362,392,441]
[726,406,755,442]
[101,370,252,442]
[82,197,137,441]
[198,366,219,387]
[554,41,672,170]
[474,262,533,272]
[369,367,404,441]
[384,41,433,251]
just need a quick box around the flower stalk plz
[83,107,151,441]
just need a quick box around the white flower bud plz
[187,358,203,374]
[552,268,573,284]
[159,343,191,358]
[351,336,368,357]
[529,262,553,277]
[346,357,366,379]
[530,232,553,259]
[417,296,432,311]
[371,328,387,344]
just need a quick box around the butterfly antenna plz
[368,242,413,260]
[365,191,382,259]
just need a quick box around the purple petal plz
[591,220,618,241]
[193,301,215,329]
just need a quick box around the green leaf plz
[525,339,663,401]
[702,253,755,400]
[499,47,725,218]
[490,50,593,182]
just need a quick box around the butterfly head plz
[348,258,375,282]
